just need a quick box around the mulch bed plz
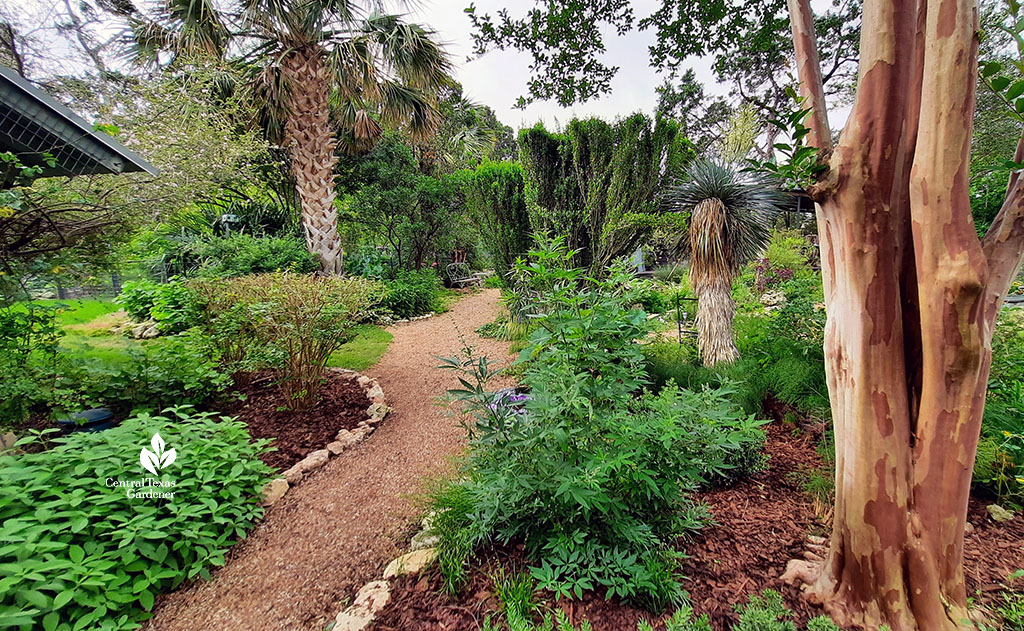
[368,412,1024,631]
[220,371,371,470]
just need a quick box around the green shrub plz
[992,305,1024,384]
[0,407,272,631]
[434,240,766,610]
[54,332,230,415]
[191,273,382,409]
[734,590,839,631]
[643,346,767,416]
[463,160,532,285]
[763,229,812,271]
[117,280,198,333]
[191,234,318,278]
[985,381,1024,438]
[117,280,160,322]
[0,303,62,425]
[381,269,442,319]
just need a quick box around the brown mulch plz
[368,412,1024,631]
[143,289,516,631]
[219,371,371,470]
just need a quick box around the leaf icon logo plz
[140,433,176,475]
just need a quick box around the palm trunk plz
[781,0,1024,627]
[690,197,740,366]
[695,279,739,365]
[280,47,343,275]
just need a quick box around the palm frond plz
[377,80,439,141]
[361,12,453,90]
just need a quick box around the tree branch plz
[983,132,1024,305]
[787,0,833,154]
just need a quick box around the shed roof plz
[0,65,158,178]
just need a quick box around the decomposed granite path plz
[144,288,513,631]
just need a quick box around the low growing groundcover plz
[0,407,272,631]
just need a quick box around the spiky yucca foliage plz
[661,161,788,365]
[128,1,453,274]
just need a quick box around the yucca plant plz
[661,160,788,365]
[127,0,453,274]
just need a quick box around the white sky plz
[4,0,846,132]
[409,0,729,130]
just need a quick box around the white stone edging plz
[330,514,440,630]
[260,369,391,507]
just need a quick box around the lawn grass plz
[17,298,121,326]
[327,324,393,371]
[16,298,153,367]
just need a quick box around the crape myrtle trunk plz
[782,0,1024,628]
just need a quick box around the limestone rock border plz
[330,513,440,630]
[260,368,391,506]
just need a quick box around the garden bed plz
[222,370,372,470]
[366,419,1024,631]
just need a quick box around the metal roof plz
[0,64,158,178]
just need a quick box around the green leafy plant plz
[734,590,839,631]
[191,234,318,278]
[0,407,272,631]
[381,269,443,319]
[433,239,766,610]
[117,280,199,333]
[66,332,230,413]
[0,303,62,425]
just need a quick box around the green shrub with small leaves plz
[381,269,443,319]
[55,332,230,415]
[0,407,273,631]
[190,273,382,409]
[733,590,839,631]
[190,234,318,278]
[0,303,62,425]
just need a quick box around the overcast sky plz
[408,0,728,131]
[3,0,835,132]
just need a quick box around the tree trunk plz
[781,0,1024,628]
[280,47,344,275]
[695,278,740,365]
[690,197,740,365]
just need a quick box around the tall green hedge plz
[518,113,695,273]
[463,160,531,284]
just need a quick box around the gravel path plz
[144,289,512,631]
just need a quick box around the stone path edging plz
[260,369,392,506]
[331,513,439,630]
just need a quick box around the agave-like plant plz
[661,160,789,365]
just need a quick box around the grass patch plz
[327,324,393,371]
[16,298,120,326]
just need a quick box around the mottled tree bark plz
[781,0,1024,628]
[281,47,344,275]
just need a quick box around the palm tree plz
[661,160,788,365]
[129,0,453,274]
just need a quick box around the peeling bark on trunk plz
[281,47,344,275]
[781,0,1024,628]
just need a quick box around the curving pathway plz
[144,289,513,631]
